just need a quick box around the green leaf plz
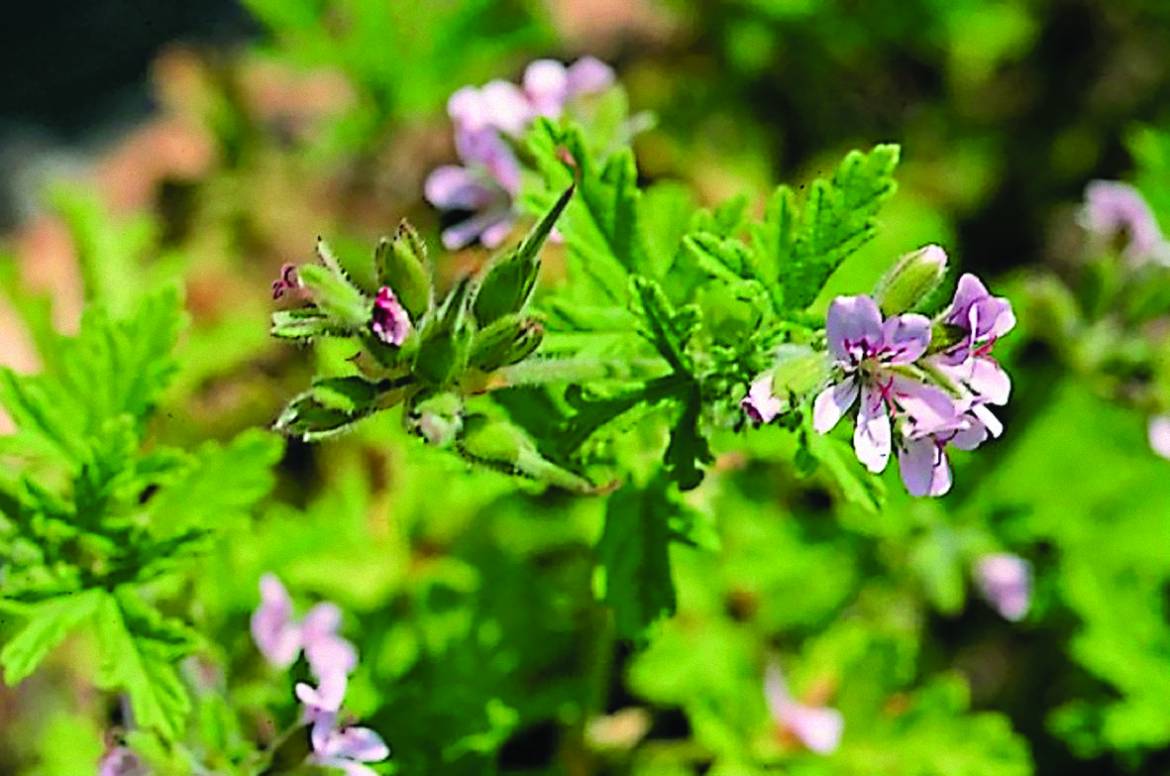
[1,590,104,684]
[143,429,283,532]
[597,478,678,640]
[457,414,596,493]
[752,144,900,311]
[297,262,371,330]
[0,287,183,466]
[805,429,885,513]
[270,308,350,340]
[630,276,700,374]
[665,387,712,491]
[94,595,191,741]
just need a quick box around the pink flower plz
[764,664,842,755]
[425,57,613,249]
[98,747,147,776]
[929,274,1015,424]
[974,553,1031,621]
[741,374,783,426]
[250,574,357,679]
[272,263,301,300]
[813,295,957,473]
[309,715,391,776]
[1148,415,1170,459]
[1079,180,1170,264]
[370,287,413,346]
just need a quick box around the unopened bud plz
[375,221,433,320]
[407,391,464,448]
[771,345,831,400]
[874,244,949,315]
[469,314,544,371]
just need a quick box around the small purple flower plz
[1079,180,1170,264]
[897,411,991,497]
[813,295,958,473]
[426,57,613,249]
[741,374,783,426]
[309,715,391,776]
[98,746,148,776]
[764,664,843,755]
[272,263,301,300]
[371,287,413,346]
[929,274,1015,417]
[251,574,358,679]
[974,553,1031,621]
[296,669,349,718]
[1149,415,1170,460]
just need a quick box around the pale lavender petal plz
[523,59,569,117]
[296,670,347,714]
[949,416,990,451]
[306,635,358,680]
[1149,415,1170,460]
[566,56,615,97]
[302,603,342,642]
[480,218,515,248]
[899,436,940,497]
[742,374,785,426]
[322,726,391,761]
[889,375,959,435]
[480,80,531,135]
[251,574,302,668]
[945,273,991,328]
[310,713,338,752]
[782,703,844,754]
[966,357,1011,405]
[441,210,514,250]
[812,379,859,434]
[826,295,883,364]
[447,86,486,129]
[879,313,931,364]
[455,128,522,194]
[424,165,493,211]
[975,553,1031,621]
[853,383,892,473]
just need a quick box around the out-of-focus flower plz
[296,669,349,718]
[741,374,783,426]
[98,746,148,776]
[764,664,843,755]
[425,57,614,249]
[309,716,391,776]
[1149,415,1170,459]
[974,553,1031,621]
[1079,180,1170,264]
[813,295,956,473]
[251,574,357,680]
[370,286,413,346]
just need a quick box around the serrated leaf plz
[0,590,104,684]
[630,276,699,373]
[94,595,191,741]
[753,144,900,311]
[598,478,678,640]
[297,263,371,330]
[665,387,712,491]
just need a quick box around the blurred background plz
[3,1,1170,775]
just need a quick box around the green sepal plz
[457,414,597,493]
[270,308,349,340]
[296,264,370,330]
[375,220,433,320]
[874,244,949,315]
[413,278,474,387]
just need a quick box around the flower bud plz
[469,314,544,371]
[874,244,949,316]
[771,344,831,400]
[375,221,433,320]
[407,391,464,448]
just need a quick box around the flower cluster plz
[425,57,613,249]
[252,574,389,775]
[743,247,1015,497]
[763,664,843,754]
